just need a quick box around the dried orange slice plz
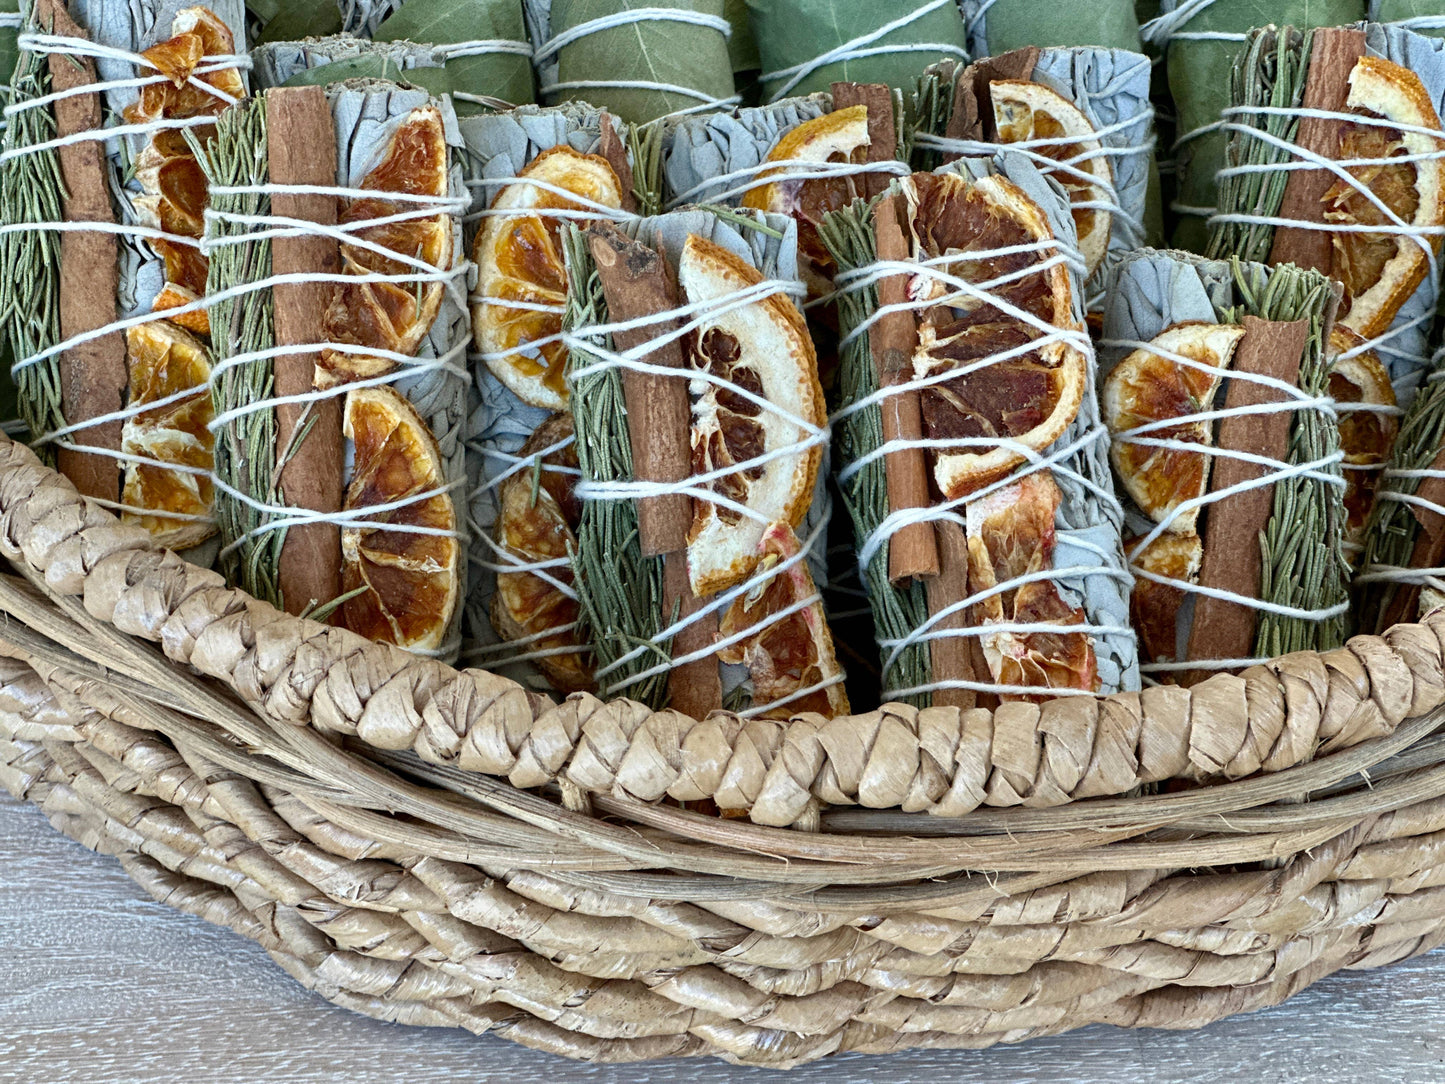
[338,386,459,652]
[1324,56,1445,340]
[124,8,245,126]
[903,170,1087,501]
[492,412,593,694]
[716,523,849,719]
[739,105,872,300]
[680,234,824,596]
[1125,532,1202,666]
[964,472,1096,699]
[472,146,625,410]
[1328,327,1398,558]
[991,80,1113,278]
[126,10,244,314]
[152,283,211,337]
[120,321,216,550]
[318,107,454,390]
[1103,322,1245,535]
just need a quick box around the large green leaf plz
[549,0,734,125]
[375,0,534,107]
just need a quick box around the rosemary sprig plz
[626,120,664,217]
[200,99,282,606]
[1205,26,1312,263]
[818,198,932,706]
[909,59,964,172]
[1359,354,1445,632]
[0,21,64,453]
[562,224,671,708]
[1225,259,1350,657]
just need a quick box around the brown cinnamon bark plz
[266,87,344,617]
[925,520,977,710]
[829,82,896,199]
[586,223,721,717]
[945,46,1041,146]
[1266,27,1367,274]
[871,195,938,584]
[38,0,125,504]
[1184,316,1308,682]
[597,112,638,214]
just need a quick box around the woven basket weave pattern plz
[4,433,1445,1065]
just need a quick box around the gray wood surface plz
[4,792,1445,1084]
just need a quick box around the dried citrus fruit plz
[1328,326,1398,558]
[126,10,244,314]
[1323,56,1445,340]
[903,170,1087,501]
[991,80,1113,278]
[120,321,216,550]
[739,105,872,300]
[965,472,1096,698]
[716,523,849,719]
[152,282,211,337]
[680,234,824,596]
[123,8,245,126]
[1125,532,1202,666]
[472,146,625,410]
[318,107,454,389]
[339,386,459,652]
[1103,321,1245,535]
[492,412,594,693]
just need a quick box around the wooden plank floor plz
[4,791,1445,1084]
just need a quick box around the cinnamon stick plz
[266,87,344,617]
[1266,27,1367,274]
[597,112,638,215]
[945,47,1041,146]
[586,222,721,717]
[1184,315,1308,681]
[925,520,977,710]
[38,0,125,504]
[829,82,896,199]
[586,222,692,556]
[871,194,938,583]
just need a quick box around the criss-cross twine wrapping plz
[7,429,1445,1064]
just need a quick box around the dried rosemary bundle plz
[821,155,1137,709]
[1206,23,1445,401]
[202,82,471,660]
[1100,250,1349,681]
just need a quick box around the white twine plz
[1139,0,1230,48]
[0,12,20,28]
[664,157,912,212]
[536,8,739,114]
[1098,333,1352,678]
[827,220,1122,700]
[760,0,968,103]
[431,39,534,61]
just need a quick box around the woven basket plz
[4,434,1445,1067]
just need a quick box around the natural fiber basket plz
[4,434,1445,1067]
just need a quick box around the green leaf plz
[374,0,534,107]
[253,2,345,45]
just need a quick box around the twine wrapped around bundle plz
[3,429,1445,1065]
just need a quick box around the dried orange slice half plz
[492,412,594,694]
[124,8,245,126]
[964,472,1096,699]
[739,105,872,300]
[1324,56,1445,340]
[120,321,216,550]
[1103,321,1245,534]
[339,386,459,652]
[1126,532,1203,666]
[716,523,849,719]
[472,146,625,410]
[152,283,211,337]
[681,234,824,596]
[1328,327,1398,558]
[991,80,1113,278]
[903,170,1087,501]
[318,107,454,390]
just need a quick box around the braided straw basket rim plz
[7,433,1445,1064]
